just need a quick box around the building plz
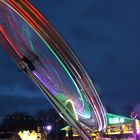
[62,113,140,139]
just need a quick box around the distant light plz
[120,118,125,123]
[18,130,37,140]
[47,125,52,131]
[44,125,52,131]
[135,119,140,134]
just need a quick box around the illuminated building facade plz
[63,113,140,139]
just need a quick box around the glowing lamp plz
[18,130,37,140]
[44,125,52,131]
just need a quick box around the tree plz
[36,108,66,139]
[1,112,37,132]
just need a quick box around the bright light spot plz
[45,125,52,131]
[18,130,37,140]
[136,119,140,134]
[120,118,125,123]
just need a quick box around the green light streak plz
[22,17,91,119]
[2,1,91,119]
[42,40,91,119]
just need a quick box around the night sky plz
[1,0,140,116]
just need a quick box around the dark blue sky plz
[1,0,140,116]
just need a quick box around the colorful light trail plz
[0,0,107,139]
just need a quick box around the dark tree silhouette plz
[36,108,66,140]
[1,112,37,132]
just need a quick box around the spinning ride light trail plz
[0,0,107,139]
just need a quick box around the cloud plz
[0,85,44,98]
[0,94,52,116]
[1,0,140,115]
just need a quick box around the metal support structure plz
[68,126,73,140]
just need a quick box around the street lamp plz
[43,125,52,140]
[45,125,52,132]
